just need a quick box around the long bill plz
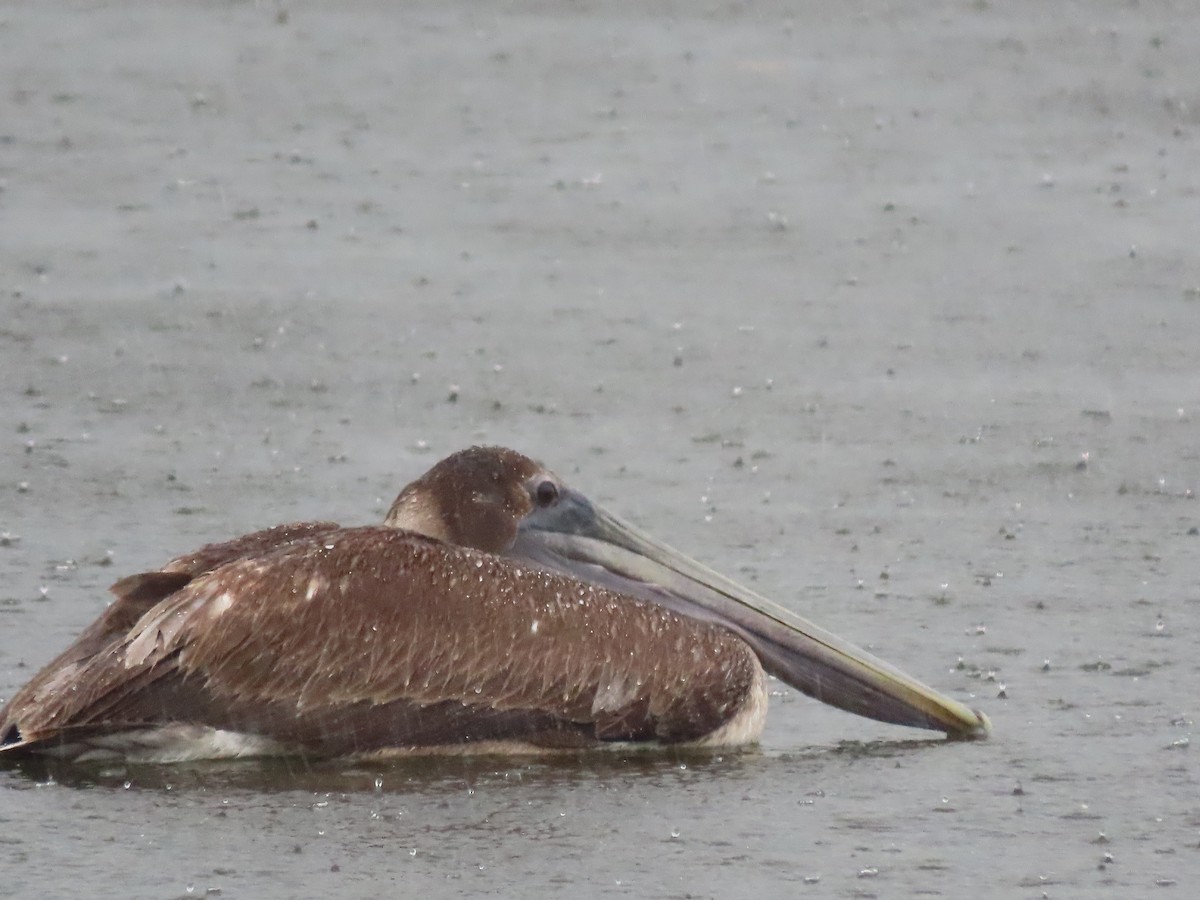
[513,490,990,739]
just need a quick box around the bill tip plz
[949,708,991,741]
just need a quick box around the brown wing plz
[22,522,346,678]
[3,527,759,757]
[0,521,343,752]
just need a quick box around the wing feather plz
[3,526,760,757]
[169,528,759,745]
[0,521,342,751]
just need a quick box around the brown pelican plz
[0,446,988,763]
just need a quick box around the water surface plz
[2,2,1197,896]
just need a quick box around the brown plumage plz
[0,446,987,763]
[0,451,763,762]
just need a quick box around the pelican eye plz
[534,479,560,508]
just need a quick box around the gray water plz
[2,2,1198,896]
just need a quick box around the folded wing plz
[1,526,760,758]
